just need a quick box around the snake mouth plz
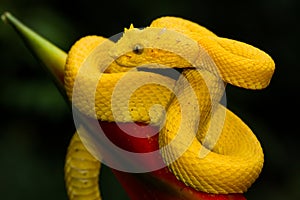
[113,55,133,67]
[137,67,185,80]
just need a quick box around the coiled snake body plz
[64,16,275,199]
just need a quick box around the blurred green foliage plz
[0,0,299,199]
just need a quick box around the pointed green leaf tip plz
[1,12,67,94]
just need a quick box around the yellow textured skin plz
[65,35,175,123]
[150,17,275,89]
[64,16,275,198]
[65,131,101,200]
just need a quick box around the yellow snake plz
[64,16,275,199]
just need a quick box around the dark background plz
[0,0,299,199]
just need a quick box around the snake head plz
[109,26,200,69]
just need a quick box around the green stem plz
[1,12,67,96]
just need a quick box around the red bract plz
[99,122,246,200]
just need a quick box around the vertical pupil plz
[133,44,143,54]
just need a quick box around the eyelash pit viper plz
[2,13,275,200]
[64,16,274,199]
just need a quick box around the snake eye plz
[133,44,144,54]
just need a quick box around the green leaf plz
[1,12,67,96]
